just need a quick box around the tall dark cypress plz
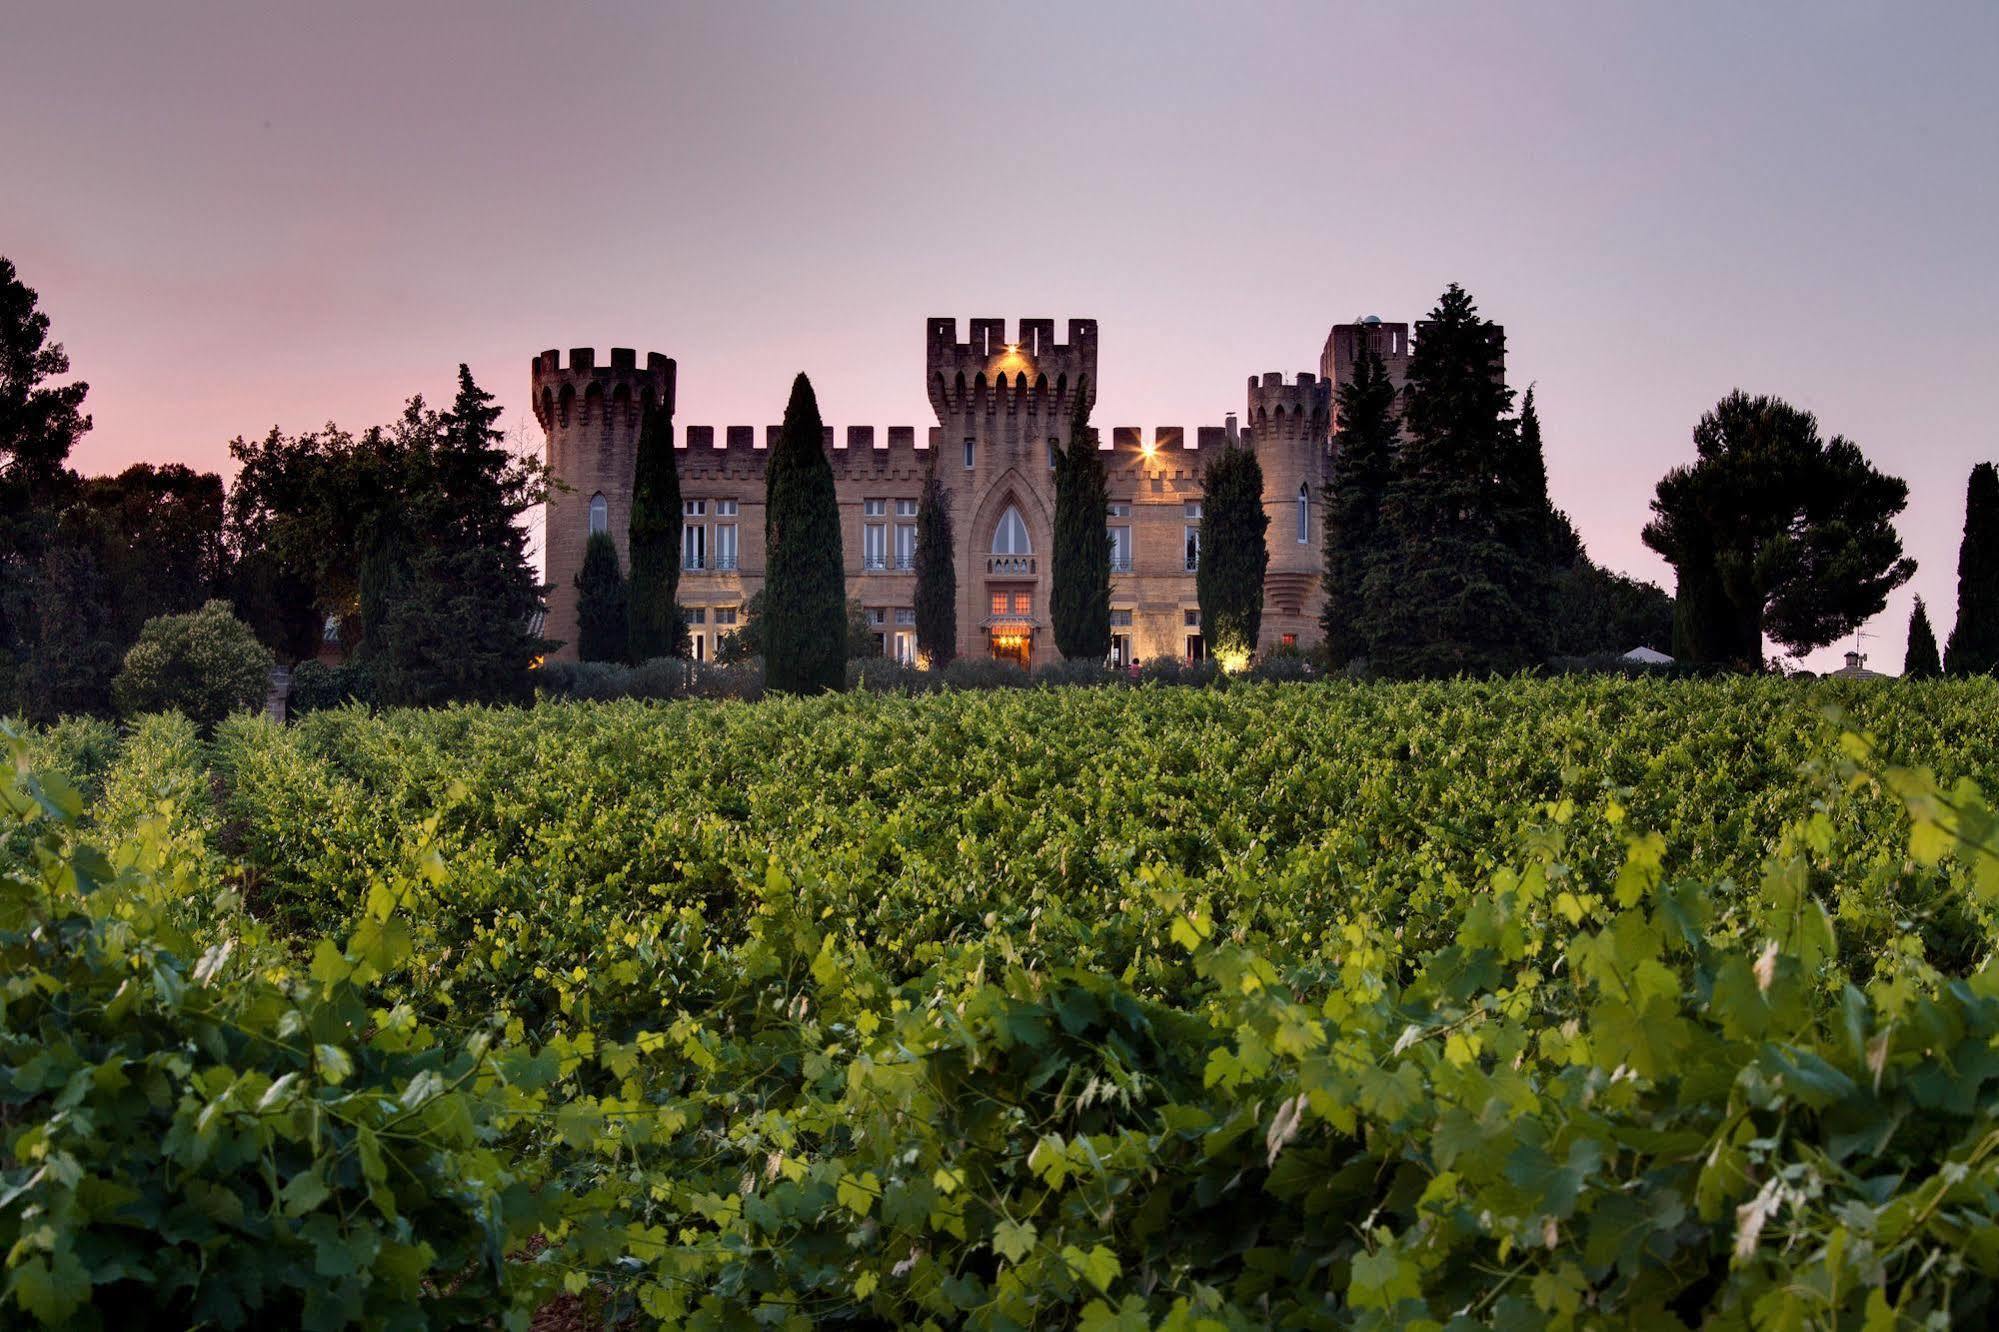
[762,374,846,693]
[1321,343,1397,666]
[912,466,956,668]
[1367,284,1549,677]
[1049,380,1110,660]
[575,531,628,662]
[1905,596,1942,678]
[1944,462,1999,676]
[1196,441,1269,666]
[627,390,682,660]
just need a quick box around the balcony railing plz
[684,555,706,572]
[1184,555,1199,572]
[863,554,888,571]
[1110,553,1132,573]
[893,555,914,571]
[987,554,1036,575]
[714,552,738,571]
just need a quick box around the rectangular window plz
[1107,503,1131,518]
[1186,634,1205,663]
[991,590,1007,617]
[867,607,887,626]
[683,523,706,571]
[1110,609,1133,627]
[684,500,707,517]
[1184,525,1199,571]
[864,498,887,516]
[715,607,739,626]
[1111,633,1131,667]
[715,522,738,570]
[892,630,915,664]
[894,607,916,626]
[1184,608,1200,627]
[863,522,887,570]
[894,523,916,570]
[683,607,706,624]
[716,499,738,516]
[1184,501,1202,519]
[895,498,918,517]
[963,438,974,469]
[689,632,705,662]
[1109,524,1131,572]
[1013,591,1031,616]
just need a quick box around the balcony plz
[684,555,706,572]
[987,554,1036,575]
[863,554,888,572]
[714,552,738,572]
[1110,553,1132,573]
[893,555,914,572]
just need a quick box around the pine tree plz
[1050,381,1110,660]
[912,466,956,668]
[1905,596,1942,678]
[1366,284,1549,677]
[1643,391,1915,669]
[1197,441,1269,666]
[575,531,628,662]
[762,374,846,694]
[1944,462,1999,676]
[1321,343,1397,666]
[627,389,683,660]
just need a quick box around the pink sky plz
[6,1,1995,672]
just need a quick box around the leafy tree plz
[762,374,845,694]
[1548,556,1675,657]
[913,467,956,668]
[575,531,629,663]
[1365,284,1550,676]
[370,545,537,707]
[112,599,273,727]
[1944,462,1999,676]
[847,599,883,659]
[1050,382,1111,661]
[0,255,89,537]
[6,540,118,721]
[1905,597,1942,678]
[1642,391,1916,667]
[1321,342,1398,666]
[627,389,683,659]
[74,464,227,644]
[1196,441,1269,665]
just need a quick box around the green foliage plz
[369,545,537,708]
[1548,555,1675,657]
[913,466,956,668]
[762,374,846,694]
[626,391,682,661]
[287,658,376,717]
[1196,441,1268,663]
[1322,342,1398,666]
[1051,382,1111,661]
[24,678,1999,1325]
[6,540,118,721]
[1945,461,1999,675]
[573,532,628,663]
[0,255,90,518]
[0,724,562,1329]
[1366,284,1553,677]
[1907,596,1943,678]
[1644,390,1917,666]
[111,600,273,727]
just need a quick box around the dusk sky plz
[5,0,1995,672]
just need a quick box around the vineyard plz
[8,677,1999,1329]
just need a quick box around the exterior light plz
[1217,647,1251,674]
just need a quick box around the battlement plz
[531,347,675,430]
[675,423,933,479]
[926,317,1098,419]
[1246,372,1331,434]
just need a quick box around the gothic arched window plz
[992,506,1031,555]
[589,492,608,535]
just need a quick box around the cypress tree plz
[1197,441,1269,666]
[1905,596,1942,678]
[1366,284,1549,677]
[627,390,682,660]
[1321,342,1397,666]
[1944,462,1999,676]
[762,373,845,693]
[575,531,628,662]
[1050,380,1111,660]
[912,466,956,668]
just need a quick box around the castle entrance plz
[989,626,1033,669]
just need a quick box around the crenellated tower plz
[1243,371,1333,648]
[532,347,675,660]
[926,318,1098,667]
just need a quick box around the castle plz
[533,315,1474,668]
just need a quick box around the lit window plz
[1013,591,1031,615]
[990,591,1007,616]
[1297,483,1309,543]
[588,493,608,535]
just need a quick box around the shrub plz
[285,658,377,717]
[938,656,1030,690]
[849,657,933,694]
[111,599,272,727]
[1033,657,1122,688]
[1247,649,1318,683]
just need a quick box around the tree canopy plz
[1905,597,1942,678]
[762,374,846,694]
[1642,391,1915,667]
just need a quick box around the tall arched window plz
[589,492,608,535]
[1296,483,1309,543]
[990,505,1032,574]
[992,506,1031,554]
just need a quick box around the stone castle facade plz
[534,315,1466,668]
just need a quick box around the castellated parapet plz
[535,348,674,661]
[1242,373,1333,637]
